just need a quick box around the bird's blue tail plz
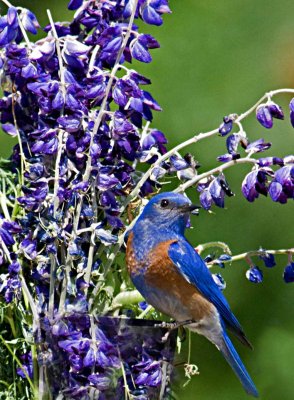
[220,330,259,397]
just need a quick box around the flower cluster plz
[0,0,174,398]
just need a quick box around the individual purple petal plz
[169,155,189,171]
[199,189,212,210]
[57,116,81,132]
[209,178,225,208]
[257,157,284,167]
[21,63,37,80]
[7,7,18,26]
[142,5,163,26]
[21,9,40,34]
[268,181,287,203]
[88,374,111,390]
[131,39,152,63]
[0,227,15,246]
[1,123,17,137]
[256,104,273,129]
[283,262,294,283]
[64,39,89,56]
[83,348,95,368]
[68,0,83,10]
[245,138,271,154]
[246,266,263,283]
[289,98,294,127]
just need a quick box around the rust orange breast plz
[126,233,214,321]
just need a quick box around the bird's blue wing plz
[168,240,251,347]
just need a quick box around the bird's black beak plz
[180,204,201,215]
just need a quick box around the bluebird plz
[126,192,258,397]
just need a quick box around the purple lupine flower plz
[246,266,263,283]
[283,262,294,283]
[242,168,269,202]
[269,165,294,203]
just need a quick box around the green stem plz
[0,334,35,392]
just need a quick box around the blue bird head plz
[138,192,200,234]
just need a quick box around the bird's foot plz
[156,320,195,343]
[155,319,195,331]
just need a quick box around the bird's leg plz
[155,319,195,330]
[156,319,195,343]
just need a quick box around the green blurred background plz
[0,1,293,399]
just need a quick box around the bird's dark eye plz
[160,199,169,208]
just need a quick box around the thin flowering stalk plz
[176,157,258,192]
[0,0,32,49]
[72,0,139,235]
[208,247,294,266]
[122,88,294,207]
[47,9,66,216]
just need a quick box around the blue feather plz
[168,240,251,347]
[220,330,259,397]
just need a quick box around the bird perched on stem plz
[126,192,258,397]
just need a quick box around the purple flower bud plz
[169,155,189,171]
[246,266,263,283]
[256,104,273,129]
[218,117,233,136]
[267,101,284,120]
[226,134,241,154]
[199,189,212,210]
[259,253,276,268]
[257,157,284,167]
[283,262,294,283]
[88,374,111,390]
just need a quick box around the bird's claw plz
[155,319,195,343]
